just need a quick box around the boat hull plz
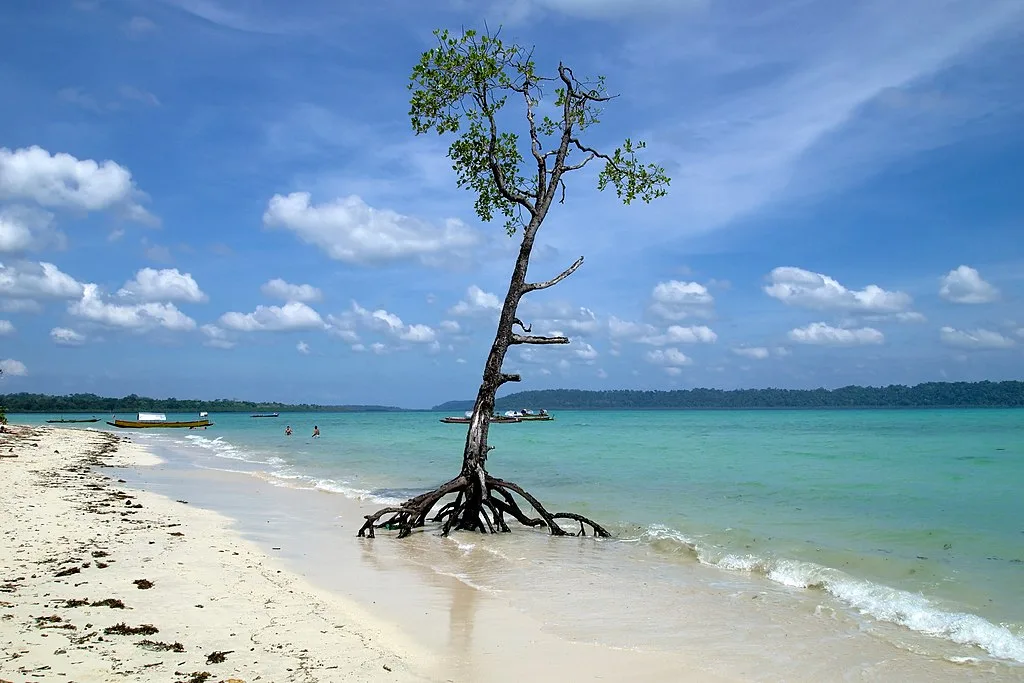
[106,419,214,429]
[517,415,553,421]
[46,419,100,424]
[440,416,521,424]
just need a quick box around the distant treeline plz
[0,392,404,414]
[433,381,1024,411]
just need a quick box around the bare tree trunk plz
[357,219,607,539]
[455,226,536,530]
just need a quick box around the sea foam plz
[637,523,1024,663]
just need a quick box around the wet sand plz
[0,426,434,682]
[0,426,720,682]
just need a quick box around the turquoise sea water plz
[16,408,1024,668]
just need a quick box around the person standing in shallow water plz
[285,426,292,436]
[312,425,320,438]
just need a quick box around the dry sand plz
[0,425,437,683]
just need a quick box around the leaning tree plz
[358,29,669,540]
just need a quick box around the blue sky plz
[1,0,1022,408]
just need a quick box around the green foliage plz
[409,28,669,235]
[0,405,7,425]
[0,393,405,414]
[433,381,1024,411]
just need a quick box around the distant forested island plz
[433,381,1024,411]
[0,393,404,414]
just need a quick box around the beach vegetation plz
[358,27,669,539]
[434,380,1024,411]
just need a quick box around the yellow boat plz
[106,412,213,429]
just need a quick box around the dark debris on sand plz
[174,672,212,683]
[205,649,233,664]
[103,622,158,636]
[138,639,185,652]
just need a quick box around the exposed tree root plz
[357,473,609,539]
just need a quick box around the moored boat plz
[503,409,553,421]
[251,413,280,418]
[46,417,100,424]
[440,411,522,424]
[106,412,214,429]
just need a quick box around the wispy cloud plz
[615,0,1024,236]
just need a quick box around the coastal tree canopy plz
[434,381,1024,411]
[357,28,669,540]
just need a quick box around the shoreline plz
[118,427,1023,681]
[4,424,1020,682]
[0,425,436,682]
[0,425,721,683]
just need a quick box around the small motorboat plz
[251,413,280,418]
[46,417,100,424]
[440,411,521,424]
[503,409,553,421]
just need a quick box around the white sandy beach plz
[5,425,1007,683]
[1,426,727,683]
[0,425,437,682]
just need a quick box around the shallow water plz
[17,408,1024,674]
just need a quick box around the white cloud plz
[765,267,911,313]
[620,1,1024,240]
[732,346,770,359]
[650,280,713,320]
[260,278,323,303]
[0,211,33,252]
[0,205,64,253]
[296,340,310,355]
[352,302,438,343]
[0,319,13,335]
[939,265,999,304]
[0,261,84,299]
[646,348,693,369]
[608,316,657,340]
[325,315,360,344]
[70,284,196,331]
[641,324,718,345]
[50,327,85,346]
[117,267,207,303]
[0,299,41,313]
[596,368,608,379]
[939,326,1015,349]
[201,324,235,349]
[788,322,884,346]
[0,359,27,376]
[573,341,599,361]
[449,285,501,316]
[456,357,467,364]
[439,319,461,333]
[263,192,478,265]
[399,323,437,343]
[0,146,154,223]
[858,311,928,324]
[370,342,388,354]
[525,304,601,337]
[220,301,324,332]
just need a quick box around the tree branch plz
[511,80,547,198]
[510,334,570,345]
[512,318,532,333]
[522,256,584,293]
[498,372,522,386]
[476,88,537,212]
